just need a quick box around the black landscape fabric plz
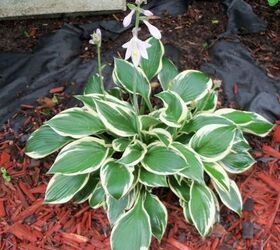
[0,0,188,125]
[0,0,279,125]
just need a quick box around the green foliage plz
[26,33,274,250]
[267,0,279,6]
[1,167,11,182]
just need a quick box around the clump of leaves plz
[25,1,274,250]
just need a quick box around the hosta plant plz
[25,1,274,249]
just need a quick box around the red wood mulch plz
[0,95,280,250]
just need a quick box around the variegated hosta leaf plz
[46,107,105,138]
[168,176,190,201]
[213,180,242,215]
[89,183,105,209]
[76,93,133,112]
[182,114,234,134]
[139,168,168,188]
[118,140,147,166]
[219,150,256,174]
[156,90,188,128]
[146,128,172,146]
[215,108,274,137]
[144,193,168,241]
[107,198,128,226]
[45,174,89,204]
[142,144,188,175]
[195,90,218,113]
[93,98,140,137]
[113,58,151,106]
[108,87,123,99]
[181,200,193,224]
[48,137,108,175]
[106,191,137,225]
[84,74,103,94]
[112,138,131,152]
[140,115,161,131]
[189,182,216,237]
[111,194,152,250]
[169,70,212,104]
[73,175,99,204]
[101,160,134,200]
[203,162,230,192]
[218,133,255,173]
[26,125,73,159]
[190,124,236,162]
[140,37,164,80]
[158,57,179,90]
[171,142,204,184]
[210,189,221,224]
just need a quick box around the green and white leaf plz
[112,138,131,152]
[203,162,230,192]
[45,174,89,204]
[84,74,103,94]
[113,58,151,106]
[181,200,193,224]
[169,70,212,104]
[48,137,108,175]
[168,176,191,201]
[118,140,147,166]
[158,57,179,90]
[219,150,255,174]
[144,193,168,241]
[139,168,168,187]
[171,142,204,184]
[111,194,152,250]
[140,115,161,130]
[93,98,140,137]
[73,175,99,203]
[190,124,236,162]
[140,37,164,80]
[26,125,73,159]
[182,114,234,134]
[156,90,188,127]
[142,143,188,175]
[189,182,216,237]
[106,194,130,225]
[213,180,242,215]
[195,90,218,113]
[101,160,134,199]
[46,107,105,138]
[215,108,274,137]
[146,128,172,146]
[89,183,105,209]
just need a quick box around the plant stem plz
[131,5,142,115]
[97,44,105,94]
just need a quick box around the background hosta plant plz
[25,1,274,249]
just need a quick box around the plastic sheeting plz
[0,0,188,124]
[201,0,279,122]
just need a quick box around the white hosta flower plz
[89,28,102,46]
[142,9,153,16]
[123,9,135,27]
[143,20,161,39]
[122,32,151,67]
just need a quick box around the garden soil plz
[0,0,280,249]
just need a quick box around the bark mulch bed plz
[0,0,280,249]
[0,96,279,250]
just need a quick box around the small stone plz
[242,221,254,239]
